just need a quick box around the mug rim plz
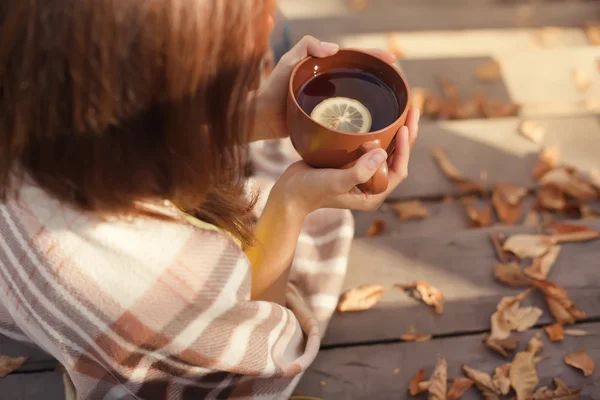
[288,48,411,137]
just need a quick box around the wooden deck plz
[1,0,600,398]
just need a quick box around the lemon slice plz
[310,97,372,133]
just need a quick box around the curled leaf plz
[532,377,582,399]
[565,350,595,376]
[337,284,385,312]
[480,99,520,118]
[490,233,518,263]
[533,147,560,180]
[503,234,556,259]
[495,183,528,206]
[409,368,426,396]
[440,78,459,100]
[401,325,432,342]
[391,200,429,221]
[544,323,565,342]
[447,377,474,400]
[462,365,500,399]
[523,209,541,227]
[492,187,522,225]
[537,185,567,211]
[524,245,561,280]
[519,120,546,143]
[466,203,493,228]
[492,364,511,395]
[432,146,464,181]
[510,334,542,400]
[490,290,542,340]
[0,355,28,377]
[476,61,502,82]
[397,281,444,314]
[539,167,598,202]
[564,328,595,337]
[533,280,586,324]
[495,262,532,288]
[366,220,386,237]
[545,222,600,243]
[485,336,520,358]
[347,0,369,10]
[428,356,448,400]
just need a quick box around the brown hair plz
[0,0,274,245]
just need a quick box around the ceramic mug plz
[287,49,410,195]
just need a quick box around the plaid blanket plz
[0,138,353,399]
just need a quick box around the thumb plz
[333,149,388,193]
[276,36,339,73]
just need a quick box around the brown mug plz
[287,49,410,195]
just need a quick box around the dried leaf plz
[337,284,385,312]
[493,187,522,225]
[391,200,429,221]
[495,262,532,288]
[0,355,28,377]
[496,183,528,206]
[544,323,565,342]
[584,21,600,45]
[520,120,546,143]
[536,27,563,47]
[523,209,541,227]
[580,204,600,219]
[545,222,600,243]
[394,368,400,374]
[401,325,432,342]
[581,168,600,191]
[347,0,369,10]
[572,68,591,92]
[490,233,518,263]
[524,245,561,280]
[485,336,520,358]
[490,290,542,340]
[492,364,511,395]
[537,185,567,211]
[411,87,429,112]
[366,220,386,237]
[397,281,444,314]
[387,33,405,59]
[428,356,447,400]
[454,178,485,194]
[440,78,459,100]
[564,350,595,376]
[540,167,598,201]
[532,377,582,399]
[462,365,500,400]
[533,280,586,324]
[476,61,502,82]
[466,203,493,228]
[447,377,474,400]
[425,95,443,117]
[503,234,556,259]
[481,99,520,118]
[510,334,542,400]
[564,328,595,337]
[432,146,464,181]
[453,95,482,120]
[533,147,561,180]
[409,368,426,396]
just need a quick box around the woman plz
[0,0,419,399]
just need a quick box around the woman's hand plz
[270,108,420,215]
[252,36,398,142]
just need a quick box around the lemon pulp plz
[310,97,372,133]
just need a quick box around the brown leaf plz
[581,168,600,191]
[481,99,520,118]
[428,356,447,400]
[495,262,532,288]
[580,204,600,219]
[544,323,565,342]
[490,290,542,340]
[510,334,542,400]
[564,350,595,376]
[337,284,385,312]
[537,185,567,211]
[485,336,520,358]
[493,188,522,225]
[447,377,474,400]
[544,222,600,243]
[397,281,445,314]
[540,167,598,201]
[564,328,595,337]
[496,183,528,206]
[401,325,432,342]
[366,220,386,237]
[476,61,502,82]
[523,209,541,227]
[533,147,561,180]
[524,245,561,280]
[440,78,459,100]
[391,200,429,221]
[411,87,429,112]
[503,234,556,259]
[572,68,591,92]
[347,0,369,10]
[432,146,464,181]
[387,33,405,59]
[492,364,511,395]
[466,203,493,228]
[584,21,600,45]
[533,280,586,324]
[453,95,483,120]
[424,95,443,117]
[454,179,485,194]
[490,233,518,263]
[462,365,500,399]
[409,368,426,396]
[0,355,28,377]
[520,120,546,144]
[532,377,582,399]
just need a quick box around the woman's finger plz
[279,36,339,68]
[406,107,420,147]
[388,126,410,186]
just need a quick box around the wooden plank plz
[387,115,600,200]
[283,1,600,40]
[0,371,65,400]
[0,335,58,372]
[323,219,600,345]
[298,322,600,399]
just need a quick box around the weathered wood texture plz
[0,372,65,400]
[386,115,600,200]
[299,322,600,399]
[323,219,600,346]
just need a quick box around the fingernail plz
[320,41,339,52]
[367,150,387,169]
